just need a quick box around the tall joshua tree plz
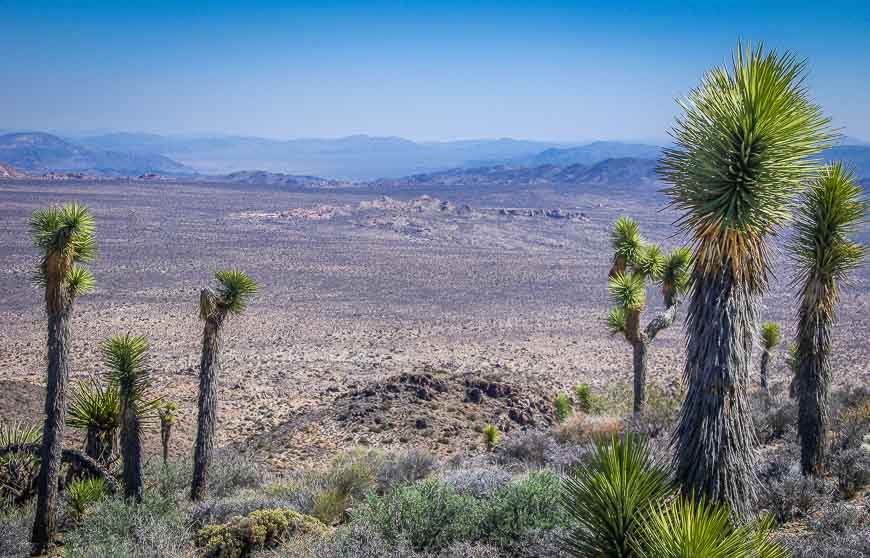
[789,162,866,475]
[29,203,96,555]
[102,334,155,501]
[659,43,831,517]
[191,271,257,501]
[606,217,692,413]
[758,322,781,395]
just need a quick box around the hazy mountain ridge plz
[0,132,190,175]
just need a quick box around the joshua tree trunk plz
[796,306,832,476]
[160,420,172,465]
[759,350,770,394]
[191,314,224,501]
[674,267,758,518]
[31,305,70,556]
[120,399,143,501]
[627,305,677,414]
[85,426,115,467]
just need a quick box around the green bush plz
[196,508,325,558]
[574,384,592,414]
[66,477,108,522]
[0,420,41,510]
[479,469,568,548]
[561,434,672,557]
[554,393,574,423]
[351,478,482,551]
[482,424,501,451]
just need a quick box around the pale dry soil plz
[1,180,868,471]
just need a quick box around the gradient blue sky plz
[2,0,869,142]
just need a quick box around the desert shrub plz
[554,393,573,423]
[208,450,269,499]
[63,492,191,558]
[376,449,438,492]
[574,384,592,414]
[192,492,301,526]
[196,508,325,558]
[831,446,870,499]
[780,527,870,558]
[759,468,834,523]
[555,414,623,445]
[755,444,799,484]
[65,477,108,522]
[0,420,41,510]
[496,430,559,468]
[482,424,501,451]
[440,467,512,498]
[0,506,32,558]
[625,380,683,439]
[561,434,672,558]
[631,496,787,558]
[753,397,798,442]
[479,469,568,548]
[263,470,327,516]
[833,398,870,451]
[351,477,482,551]
[145,454,193,497]
[809,502,868,535]
[506,528,572,557]
[315,449,386,524]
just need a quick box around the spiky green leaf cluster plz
[637,244,666,280]
[661,247,693,300]
[632,496,787,558]
[67,378,120,432]
[608,272,647,311]
[0,420,41,447]
[562,434,672,557]
[659,42,832,287]
[789,162,867,315]
[158,401,178,426]
[29,202,97,299]
[611,216,645,267]
[759,322,782,351]
[101,334,152,401]
[201,270,258,319]
[606,307,627,336]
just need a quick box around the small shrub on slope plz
[195,508,325,558]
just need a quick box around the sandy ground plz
[1,179,868,470]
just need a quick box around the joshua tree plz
[759,322,781,396]
[102,334,155,502]
[66,378,120,467]
[659,43,831,517]
[28,202,96,554]
[158,401,178,465]
[606,216,692,413]
[789,162,866,475]
[191,271,257,501]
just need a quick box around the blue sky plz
[2,0,869,141]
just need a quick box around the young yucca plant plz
[66,378,120,467]
[65,477,108,522]
[158,401,178,465]
[0,420,42,510]
[659,42,832,517]
[758,322,781,395]
[191,270,257,501]
[789,162,867,475]
[102,334,156,502]
[561,434,673,557]
[482,424,501,451]
[28,202,97,553]
[606,217,692,413]
[632,496,787,558]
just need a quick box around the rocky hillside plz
[0,162,27,179]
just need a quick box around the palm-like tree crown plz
[659,43,832,289]
[609,272,647,312]
[759,322,782,352]
[101,334,152,401]
[789,162,867,314]
[29,203,97,303]
[66,378,120,432]
[660,247,693,303]
[610,216,645,275]
[200,270,258,320]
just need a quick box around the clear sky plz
[2,0,869,142]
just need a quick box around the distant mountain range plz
[1,131,869,188]
[0,132,190,175]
